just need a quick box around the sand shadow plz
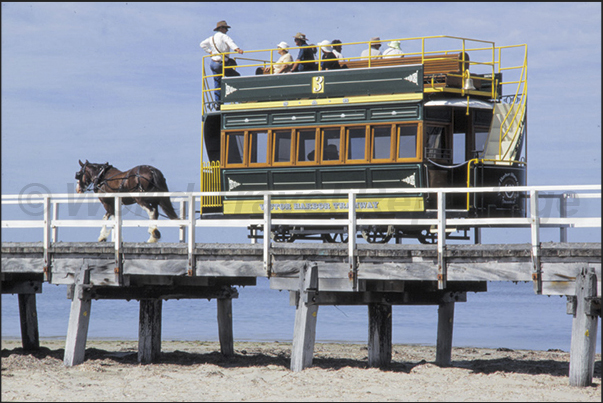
[2,346,600,382]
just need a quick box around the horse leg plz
[98,212,113,242]
[142,204,161,243]
[98,198,115,242]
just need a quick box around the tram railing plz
[2,185,600,291]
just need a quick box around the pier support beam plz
[569,267,599,387]
[291,262,319,372]
[138,299,162,364]
[18,293,40,351]
[217,297,234,357]
[368,303,392,368]
[435,300,455,367]
[63,286,92,366]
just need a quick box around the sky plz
[1,2,601,243]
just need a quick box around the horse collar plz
[93,164,113,191]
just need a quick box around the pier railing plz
[2,185,600,290]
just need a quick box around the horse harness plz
[91,164,155,193]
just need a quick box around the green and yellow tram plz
[200,36,528,243]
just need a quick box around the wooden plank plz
[569,268,599,387]
[367,303,392,368]
[290,262,319,372]
[18,293,40,350]
[138,299,162,364]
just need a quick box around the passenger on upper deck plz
[383,40,404,57]
[265,41,293,74]
[290,32,317,72]
[332,39,344,59]
[360,36,382,60]
[200,20,244,106]
[317,40,341,70]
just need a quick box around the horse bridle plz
[75,162,112,193]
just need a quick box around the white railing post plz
[51,200,58,243]
[187,194,196,276]
[437,191,447,290]
[348,191,357,291]
[43,195,52,282]
[530,190,542,294]
[179,199,186,243]
[114,195,123,284]
[263,194,272,276]
[560,194,568,243]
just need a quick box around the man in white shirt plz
[360,36,382,61]
[200,20,244,108]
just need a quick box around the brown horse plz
[75,160,179,243]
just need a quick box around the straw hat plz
[214,20,231,31]
[388,40,401,50]
[370,36,382,47]
[293,32,308,41]
[318,40,333,53]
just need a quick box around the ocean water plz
[2,278,600,353]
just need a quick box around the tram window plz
[475,129,489,156]
[322,128,341,162]
[298,129,317,163]
[453,132,466,164]
[249,131,268,165]
[273,130,292,163]
[373,126,392,160]
[425,126,450,161]
[347,127,366,161]
[226,132,245,165]
[398,125,418,159]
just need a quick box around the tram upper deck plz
[200,35,526,114]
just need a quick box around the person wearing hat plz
[290,32,317,72]
[383,40,404,57]
[200,20,244,106]
[360,36,383,60]
[317,40,340,70]
[264,41,294,74]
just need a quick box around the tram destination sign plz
[222,65,423,104]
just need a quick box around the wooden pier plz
[2,241,601,386]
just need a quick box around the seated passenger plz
[265,41,293,74]
[360,36,382,60]
[383,40,404,57]
[317,40,341,70]
[291,32,317,72]
[323,144,339,160]
[331,39,344,60]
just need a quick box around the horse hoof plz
[98,237,107,242]
[152,229,161,239]
[147,236,159,243]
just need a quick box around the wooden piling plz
[63,286,92,366]
[18,293,39,350]
[138,299,162,364]
[367,303,392,368]
[217,297,234,357]
[290,262,319,372]
[569,267,599,387]
[435,300,455,366]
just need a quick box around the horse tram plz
[200,35,528,244]
[4,35,600,385]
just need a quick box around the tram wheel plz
[361,225,394,244]
[321,232,349,243]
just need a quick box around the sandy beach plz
[1,339,601,402]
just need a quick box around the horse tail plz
[150,167,180,220]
